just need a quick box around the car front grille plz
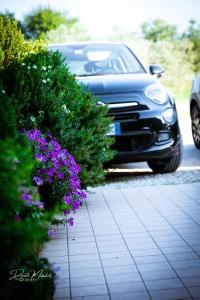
[106,102,156,152]
[107,103,148,121]
[113,131,154,152]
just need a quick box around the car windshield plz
[49,44,145,76]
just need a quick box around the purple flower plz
[57,171,63,179]
[51,140,61,151]
[23,129,87,226]
[20,192,31,203]
[34,200,44,209]
[48,229,56,238]
[72,200,80,211]
[51,150,59,159]
[68,218,74,226]
[35,153,46,162]
[19,128,26,134]
[46,129,53,139]
[69,177,80,189]
[38,137,48,146]
[73,189,87,200]
[52,157,60,169]
[27,129,41,141]
[63,195,72,205]
[33,176,43,186]
[64,209,70,215]
[15,215,21,222]
[46,167,55,176]
[39,145,46,152]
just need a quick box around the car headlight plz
[163,108,176,123]
[144,84,168,104]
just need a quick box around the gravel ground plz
[99,167,200,189]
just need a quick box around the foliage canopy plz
[140,19,178,42]
[24,7,79,39]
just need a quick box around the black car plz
[190,75,200,149]
[49,42,182,173]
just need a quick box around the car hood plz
[77,73,158,95]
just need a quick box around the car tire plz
[147,149,181,174]
[191,104,200,149]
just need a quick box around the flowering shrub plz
[0,138,55,300]
[7,48,114,187]
[24,129,86,225]
[0,18,112,298]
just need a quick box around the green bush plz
[0,21,55,295]
[0,137,55,300]
[0,17,114,187]
[6,257,55,300]
[0,85,17,138]
[0,17,25,68]
[6,49,114,187]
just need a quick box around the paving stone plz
[71,295,109,300]
[176,267,200,278]
[70,260,102,270]
[40,183,200,300]
[70,267,104,278]
[71,275,106,287]
[104,265,138,275]
[105,272,142,284]
[101,257,134,267]
[171,259,200,269]
[134,254,167,264]
[137,261,173,272]
[71,284,108,297]
[188,287,200,297]
[108,281,146,293]
[150,288,191,300]
[110,291,150,300]
[165,252,200,262]
[54,287,70,298]
[139,268,177,281]
[145,278,184,290]
[182,276,200,288]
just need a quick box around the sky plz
[0,0,199,37]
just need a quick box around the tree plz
[0,16,25,67]
[141,19,177,42]
[24,7,78,39]
[46,23,90,43]
[182,19,200,73]
[0,10,25,34]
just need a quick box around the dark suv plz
[190,75,200,149]
[49,42,182,173]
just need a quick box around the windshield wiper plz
[78,73,108,77]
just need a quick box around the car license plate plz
[107,123,121,135]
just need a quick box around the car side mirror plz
[149,64,164,78]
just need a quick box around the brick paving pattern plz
[41,183,200,300]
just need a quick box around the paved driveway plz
[42,182,200,300]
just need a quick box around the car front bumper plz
[108,112,181,164]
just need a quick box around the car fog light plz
[157,132,170,142]
[163,108,176,123]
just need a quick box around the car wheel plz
[147,149,181,173]
[191,104,200,149]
